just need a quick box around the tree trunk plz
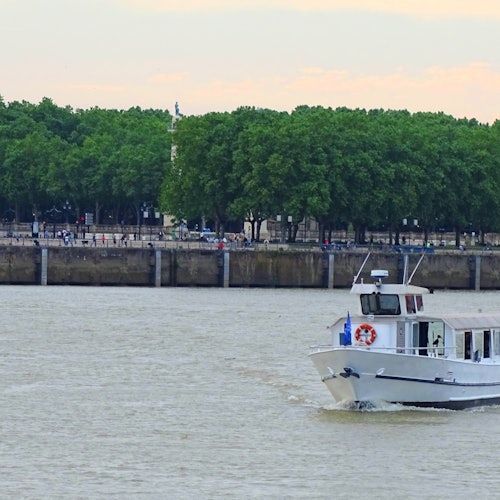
[292,223,299,242]
[95,201,101,225]
[395,229,400,246]
[135,204,140,226]
[455,227,461,247]
[250,219,256,241]
[361,226,367,244]
[256,219,263,242]
[388,226,393,245]
[355,226,366,244]
[424,227,429,245]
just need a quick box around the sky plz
[0,0,499,122]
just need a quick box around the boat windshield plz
[361,293,401,315]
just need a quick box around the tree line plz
[1,97,499,245]
[0,96,171,226]
[164,106,499,245]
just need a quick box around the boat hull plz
[309,348,500,409]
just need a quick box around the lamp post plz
[412,219,418,246]
[63,200,72,230]
[47,206,62,238]
[140,202,152,241]
[145,203,155,240]
[4,208,15,238]
[402,217,418,245]
[138,202,146,240]
[143,205,150,241]
[276,214,283,243]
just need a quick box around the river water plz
[1,286,499,498]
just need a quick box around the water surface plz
[1,287,499,498]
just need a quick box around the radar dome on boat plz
[370,270,389,279]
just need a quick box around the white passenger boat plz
[309,256,500,409]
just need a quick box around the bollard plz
[169,250,177,286]
[327,253,335,289]
[155,250,161,287]
[223,250,230,288]
[40,248,48,285]
[475,255,481,291]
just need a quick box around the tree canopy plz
[0,98,171,224]
[163,105,499,243]
[0,97,498,244]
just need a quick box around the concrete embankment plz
[0,246,499,289]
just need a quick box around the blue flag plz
[343,312,352,346]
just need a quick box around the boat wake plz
[286,394,407,412]
[311,399,459,413]
[309,399,500,413]
[464,404,500,413]
[323,400,407,412]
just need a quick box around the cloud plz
[9,62,498,123]
[117,0,500,20]
[68,83,127,93]
[172,62,500,123]
[148,72,189,84]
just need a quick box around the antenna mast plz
[352,252,371,285]
[407,253,426,285]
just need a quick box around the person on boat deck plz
[433,335,442,347]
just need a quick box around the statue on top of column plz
[175,101,182,117]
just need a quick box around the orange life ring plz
[355,323,377,346]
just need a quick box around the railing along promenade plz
[0,229,498,289]
[1,233,500,254]
[0,223,500,255]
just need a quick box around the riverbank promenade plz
[0,239,498,290]
[1,223,499,254]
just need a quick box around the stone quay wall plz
[0,246,498,290]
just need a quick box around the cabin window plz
[464,331,472,360]
[396,322,406,353]
[360,294,401,315]
[429,321,444,356]
[456,332,464,359]
[412,322,420,354]
[457,332,475,360]
[494,330,500,356]
[483,331,491,358]
[405,295,416,314]
[473,332,484,361]
[415,295,424,312]
[418,322,429,356]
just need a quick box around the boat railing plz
[309,345,451,357]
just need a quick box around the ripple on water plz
[0,286,499,498]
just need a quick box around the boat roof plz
[423,314,500,331]
[350,283,429,295]
[328,314,500,331]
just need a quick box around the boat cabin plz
[330,270,500,363]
